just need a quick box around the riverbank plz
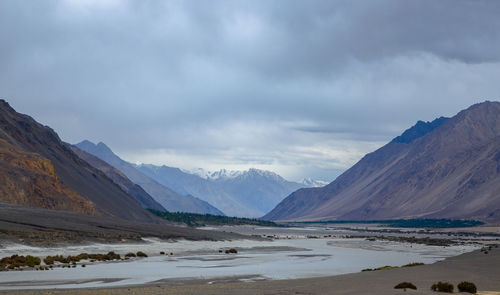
[0,246,498,295]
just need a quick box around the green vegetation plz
[300,218,484,228]
[44,252,121,265]
[362,262,424,272]
[431,282,454,293]
[361,265,396,272]
[402,262,424,267]
[457,281,477,294]
[224,248,238,254]
[148,209,280,227]
[0,255,41,270]
[125,252,136,258]
[394,282,417,291]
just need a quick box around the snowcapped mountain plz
[136,165,325,218]
[186,168,243,180]
[75,141,224,215]
[300,178,329,188]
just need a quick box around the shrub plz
[402,262,424,267]
[457,281,477,294]
[25,256,41,267]
[136,251,148,257]
[431,282,453,293]
[0,255,42,269]
[125,252,136,258]
[394,282,417,291]
[225,248,238,254]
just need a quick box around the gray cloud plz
[1,0,500,181]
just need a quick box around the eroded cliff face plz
[0,138,98,215]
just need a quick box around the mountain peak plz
[392,116,448,144]
[300,178,329,187]
[76,140,116,159]
[265,100,500,222]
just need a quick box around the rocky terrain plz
[266,101,500,223]
[0,203,243,246]
[0,138,97,216]
[0,100,156,222]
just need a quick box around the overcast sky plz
[2,0,500,181]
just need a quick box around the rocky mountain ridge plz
[76,140,224,215]
[265,101,500,223]
[0,99,157,222]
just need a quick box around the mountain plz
[0,100,156,222]
[135,165,311,217]
[76,140,224,215]
[300,178,329,188]
[265,101,500,223]
[70,145,166,211]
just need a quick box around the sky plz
[2,0,500,182]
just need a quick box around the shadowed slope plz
[265,101,500,222]
[70,145,166,212]
[76,140,224,215]
[0,99,156,222]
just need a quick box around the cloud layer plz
[2,0,500,181]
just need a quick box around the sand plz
[0,245,498,295]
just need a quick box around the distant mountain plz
[265,101,500,223]
[135,165,317,217]
[76,140,224,215]
[70,145,166,212]
[300,178,329,188]
[0,100,156,222]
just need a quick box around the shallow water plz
[0,237,478,290]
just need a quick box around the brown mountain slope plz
[69,145,166,212]
[0,99,157,222]
[0,138,97,215]
[265,101,500,223]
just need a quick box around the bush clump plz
[0,255,41,270]
[136,251,148,257]
[225,248,238,254]
[361,265,396,272]
[394,282,417,291]
[457,281,477,294]
[431,282,454,293]
[125,252,136,258]
[44,252,121,266]
[402,262,424,267]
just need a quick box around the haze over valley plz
[1,1,500,294]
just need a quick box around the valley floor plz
[0,247,499,295]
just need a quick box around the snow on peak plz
[185,168,242,180]
[300,178,329,187]
[186,168,287,181]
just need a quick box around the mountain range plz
[0,99,157,222]
[75,140,224,215]
[77,141,322,217]
[265,101,500,223]
[135,165,314,217]
[4,97,499,224]
[69,145,166,212]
